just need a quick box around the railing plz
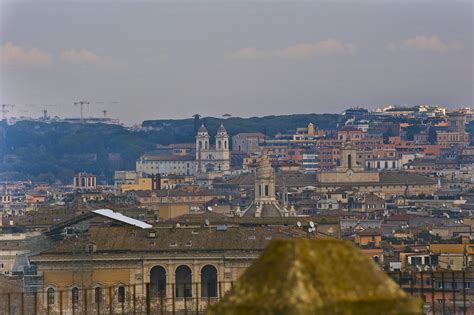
[387,270,474,315]
[0,281,232,315]
[0,273,473,314]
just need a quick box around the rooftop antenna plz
[207,206,213,212]
[204,219,210,227]
[74,101,90,121]
[296,221,302,228]
[309,221,315,229]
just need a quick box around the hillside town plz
[1,105,473,313]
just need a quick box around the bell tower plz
[215,124,230,171]
[255,149,276,203]
[196,123,209,173]
[337,142,362,172]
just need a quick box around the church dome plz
[197,123,209,135]
[216,124,228,135]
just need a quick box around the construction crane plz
[1,104,15,121]
[74,101,89,121]
[102,109,107,118]
[42,109,49,120]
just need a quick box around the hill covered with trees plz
[0,114,339,184]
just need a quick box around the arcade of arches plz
[150,264,218,298]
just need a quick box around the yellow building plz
[29,214,333,314]
[430,244,474,270]
[118,174,194,193]
[120,177,154,193]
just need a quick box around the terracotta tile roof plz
[34,225,321,257]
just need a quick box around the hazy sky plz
[0,0,472,124]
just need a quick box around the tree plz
[193,114,201,134]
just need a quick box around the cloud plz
[60,49,101,64]
[0,42,52,67]
[229,39,356,60]
[388,35,463,52]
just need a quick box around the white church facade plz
[196,123,230,174]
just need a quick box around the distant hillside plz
[0,114,339,184]
[143,113,339,142]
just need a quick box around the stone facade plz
[196,124,230,174]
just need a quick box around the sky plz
[0,0,472,125]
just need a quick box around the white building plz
[136,123,231,178]
[302,152,319,173]
[196,124,230,174]
[136,155,196,176]
[365,157,401,171]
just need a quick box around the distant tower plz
[255,149,276,203]
[448,112,466,132]
[307,122,316,136]
[239,148,292,217]
[215,124,229,150]
[215,124,230,171]
[336,142,363,172]
[196,123,209,173]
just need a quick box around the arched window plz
[47,287,55,305]
[117,285,126,303]
[218,140,222,149]
[199,141,202,149]
[94,287,103,304]
[347,154,352,169]
[224,141,227,149]
[175,265,192,298]
[201,265,217,297]
[71,287,80,305]
[150,265,167,297]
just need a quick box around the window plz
[72,287,80,305]
[117,286,126,303]
[175,265,192,298]
[87,244,95,254]
[150,266,167,296]
[47,287,55,305]
[95,287,103,304]
[201,265,218,298]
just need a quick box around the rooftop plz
[32,225,322,258]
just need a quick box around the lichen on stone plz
[207,239,421,315]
